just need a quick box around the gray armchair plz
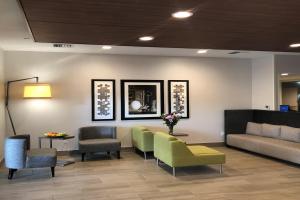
[79,126,121,161]
[5,135,57,179]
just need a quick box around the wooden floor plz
[0,147,299,200]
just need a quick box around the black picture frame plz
[91,79,116,121]
[121,80,164,120]
[168,80,190,118]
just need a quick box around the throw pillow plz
[261,123,281,138]
[246,122,262,136]
[280,126,300,143]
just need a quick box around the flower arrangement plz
[161,112,181,135]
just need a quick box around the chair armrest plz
[5,138,27,169]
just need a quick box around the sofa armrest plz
[225,110,254,144]
[141,131,154,152]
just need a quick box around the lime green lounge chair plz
[131,126,154,159]
[154,132,225,176]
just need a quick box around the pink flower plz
[165,115,173,119]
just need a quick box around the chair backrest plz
[131,126,153,151]
[154,132,191,166]
[131,126,147,143]
[79,126,117,140]
[5,135,29,169]
[8,134,31,150]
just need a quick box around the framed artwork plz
[168,80,189,118]
[121,80,164,120]
[91,79,115,121]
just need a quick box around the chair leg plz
[156,158,159,166]
[172,167,176,177]
[144,152,147,160]
[81,153,86,162]
[220,164,223,174]
[117,151,120,159]
[8,169,17,180]
[51,167,55,177]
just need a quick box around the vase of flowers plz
[161,113,181,135]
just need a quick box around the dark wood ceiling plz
[19,0,300,52]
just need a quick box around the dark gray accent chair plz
[79,126,121,161]
[4,135,57,179]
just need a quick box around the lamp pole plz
[5,77,39,135]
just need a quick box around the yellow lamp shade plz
[23,84,52,98]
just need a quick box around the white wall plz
[252,56,276,110]
[4,51,252,150]
[275,55,300,74]
[0,48,5,160]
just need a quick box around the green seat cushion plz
[187,145,224,155]
[172,145,225,167]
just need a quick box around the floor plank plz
[0,147,299,200]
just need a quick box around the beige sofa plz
[227,122,300,164]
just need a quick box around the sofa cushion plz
[227,134,300,164]
[281,126,300,143]
[26,148,57,168]
[246,122,262,136]
[261,123,281,138]
[79,138,121,152]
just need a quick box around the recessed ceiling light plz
[197,49,208,54]
[281,73,289,76]
[139,36,154,41]
[172,11,193,19]
[290,43,300,48]
[102,45,112,50]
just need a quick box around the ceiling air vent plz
[53,43,72,48]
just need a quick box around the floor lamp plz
[5,76,52,135]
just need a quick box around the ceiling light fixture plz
[102,45,112,50]
[197,49,208,54]
[281,73,289,76]
[139,36,154,41]
[172,11,193,19]
[290,43,300,48]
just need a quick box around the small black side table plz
[38,135,75,166]
[38,135,75,148]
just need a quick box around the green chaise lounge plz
[154,132,225,176]
[132,126,154,159]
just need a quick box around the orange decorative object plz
[44,132,67,137]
